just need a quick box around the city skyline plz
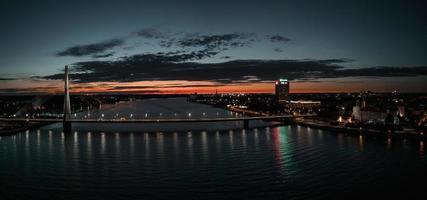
[1,0,427,94]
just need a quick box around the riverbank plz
[294,118,426,141]
[220,105,426,141]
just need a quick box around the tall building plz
[275,78,290,103]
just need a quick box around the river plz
[0,98,426,199]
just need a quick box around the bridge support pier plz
[243,119,249,129]
[63,121,72,134]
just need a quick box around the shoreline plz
[294,119,426,141]
[219,104,426,141]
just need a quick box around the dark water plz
[0,98,426,200]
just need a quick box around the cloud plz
[274,48,283,52]
[136,28,168,39]
[177,33,255,51]
[269,34,291,43]
[42,53,427,85]
[92,52,115,58]
[56,39,124,57]
[0,77,15,80]
[333,66,427,77]
[44,54,349,83]
[160,39,175,48]
[55,30,286,61]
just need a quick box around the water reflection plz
[229,130,234,148]
[357,135,364,152]
[187,131,193,164]
[48,130,53,153]
[1,122,427,200]
[156,132,164,160]
[215,131,220,149]
[101,132,106,154]
[173,132,179,162]
[387,137,392,150]
[201,131,208,162]
[87,132,92,160]
[63,131,74,169]
[129,133,135,156]
[254,128,259,149]
[241,129,247,148]
[271,127,282,172]
[144,132,150,162]
[115,132,120,154]
[37,130,41,151]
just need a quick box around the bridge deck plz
[0,115,315,123]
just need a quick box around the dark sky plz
[0,0,427,93]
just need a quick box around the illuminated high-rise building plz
[275,78,290,103]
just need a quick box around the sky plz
[0,0,427,94]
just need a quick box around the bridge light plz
[145,113,148,118]
[101,113,104,118]
[188,113,192,117]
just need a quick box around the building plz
[275,78,290,103]
[290,100,321,109]
[352,106,388,122]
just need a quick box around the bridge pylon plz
[63,65,72,133]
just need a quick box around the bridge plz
[0,114,315,127]
[1,66,316,131]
